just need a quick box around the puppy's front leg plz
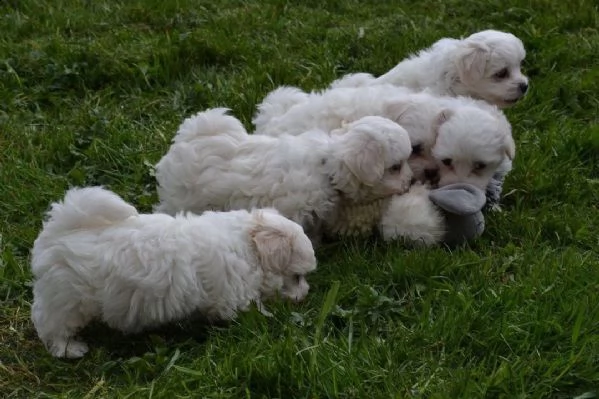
[255,299,273,318]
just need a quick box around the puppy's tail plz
[42,187,139,233]
[173,108,248,144]
[252,86,309,131]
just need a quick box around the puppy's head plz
[250,209,316,303]
[431,107,515,189]
[453,30,528,108]
[384,98,441,186]
[330,116,413,202]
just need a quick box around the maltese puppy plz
[31,187,317,358]
[429,107,514,190]
[155,108,413,240]
[331,30,529,108]
[378,184,446,246]
[253,84,514,192]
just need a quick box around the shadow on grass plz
[77,315,222,359]
[240,369,301,399]
[0,315,229,396]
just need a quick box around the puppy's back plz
[31,187,139,276]
[173,108,247,144]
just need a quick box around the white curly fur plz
[378,184,446,246]
[330,30,529,108]
[327,183,447,246]
[31,187,317,358]
[252,86,311,131]
[327,197,391,237]
[253,85,514,191]
[155,109,413,240]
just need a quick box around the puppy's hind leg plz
[31,275,95,358]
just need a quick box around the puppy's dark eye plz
[389,163,402,172]
[442,158,452,167]
[494,68,509,79]
[294,274,302,283]
[411,144,423,155]
[473,161,486,171]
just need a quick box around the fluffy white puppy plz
[378,184,446,246]
[31,187,316,358]
[430,108,514,189]
[331,30,529,108]
[155,108,413,239]
[253,84,514,191]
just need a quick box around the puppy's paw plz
[66,340,89,358]
[489,203,503,213]
[255,301,273,318]
[49,339,89,358]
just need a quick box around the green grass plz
[1,0,599,397]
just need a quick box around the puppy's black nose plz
[424,168,439,180]
[519,82,529,94]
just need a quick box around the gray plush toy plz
[429,183,486,246]
[330,182,487,246]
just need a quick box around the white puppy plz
[378,184,446,246]
[430,107,514,189]
[31,187,316,358]
[155,108,413,239]
[253,85,514,191]
[331,30,529,108]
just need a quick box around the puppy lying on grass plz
[254,85,515,201]
[31,187,316,358]
[255,30,526,208]
[155,108,413,243]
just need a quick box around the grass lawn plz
[1,0,599,397]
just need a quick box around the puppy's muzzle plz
[518,82,529,94]
[424,168,440,185]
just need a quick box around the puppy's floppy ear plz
[339,130,385,186]
[251,212,293,272]
[457,41,490,83]
[503,134,516,160]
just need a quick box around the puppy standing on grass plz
[155,108,413,241]
[331,29,529,109]
[31,187,317,358]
